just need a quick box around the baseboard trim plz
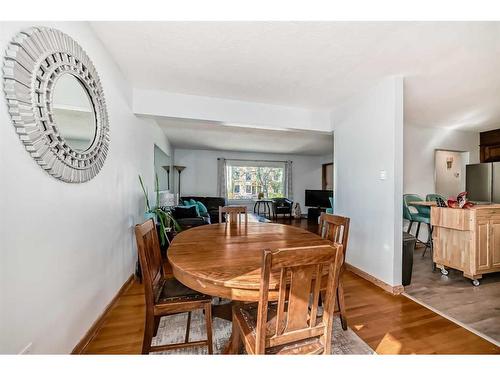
[71,274,135,354]
[403,292,500,347]
[345,263,404,295]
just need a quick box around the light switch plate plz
[379,170,387,180]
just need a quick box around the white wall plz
[434,150,469,198]
[404,124,479,196]
[403,124,479,240]
[0,22,170,354]
[173,149,325,210]
[332,77,404,287]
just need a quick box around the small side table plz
[253,199,273,219]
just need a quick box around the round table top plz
[167,222,331,301]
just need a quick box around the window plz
[226,162,285,200]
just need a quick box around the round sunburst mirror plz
[3,26,110,183]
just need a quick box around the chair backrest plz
[135,219,164,308]
[426,193,445,202]
[254,244,344,354]
[219,205,248,224]
[403,194,423,220]
[318,213,350,259]
[272,198,292,207]
[403,193,432,217]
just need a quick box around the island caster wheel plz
[472,279,480,287]
[440,268,449,276]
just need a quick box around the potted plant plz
[139,174,181,245]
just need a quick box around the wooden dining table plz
[168,221,335,353]
[167,222,332,304]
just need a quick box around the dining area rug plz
[151,306,375,355]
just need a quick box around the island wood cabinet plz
[431,205,500,285]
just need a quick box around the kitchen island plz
[431,204,500,285]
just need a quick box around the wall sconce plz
[446,157,454,169]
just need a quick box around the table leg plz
[221,301,241,354]
[216,301,241,354]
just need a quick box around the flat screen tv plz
[305,190,333,208]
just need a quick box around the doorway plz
[434,150,469,198]
[322,162,333,190]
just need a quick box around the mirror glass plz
[154,145,171,191]
[53,73,96,151]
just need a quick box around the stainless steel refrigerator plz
[466,162,500,203]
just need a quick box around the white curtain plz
[284,160,293,199]
[217,158,227,198]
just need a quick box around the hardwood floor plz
[81,219,500,355]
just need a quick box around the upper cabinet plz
[480,128,500,163]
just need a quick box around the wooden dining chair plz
[231,243,344,355]
[318,212,350,330]
[135,219,214,354]
[219,205,248,225]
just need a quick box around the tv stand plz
[307,207,326,222]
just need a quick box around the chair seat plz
[157,278,212,304]
[236,302,283,338]
[412,214,430,224]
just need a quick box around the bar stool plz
[426,193,446,204]
[403,194,433,255]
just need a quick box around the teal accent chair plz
[403,194,430,232]
[326,197,334,214]
[403,194,434,267]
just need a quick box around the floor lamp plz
[162,165,170,190]
[174,165,186,197]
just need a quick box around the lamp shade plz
[158,191,175,207]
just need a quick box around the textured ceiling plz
[91,21,500,131]
[155,117,333,155]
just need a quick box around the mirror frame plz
[3,27,110,183]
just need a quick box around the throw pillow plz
[189,199,208,215]
[185,202,200,216]
[196,200,209,215]
[173,206,198,219]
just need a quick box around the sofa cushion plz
[173,205,198,219]
[175,216,209,229]
[181,196,227,223]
